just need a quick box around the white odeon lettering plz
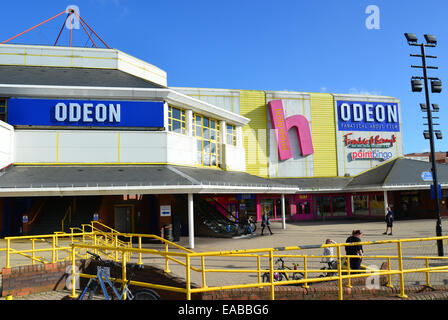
[54,103,121,123]
[340,103,397,123]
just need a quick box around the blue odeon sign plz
[337,101,400,132]
[7,98,165,128]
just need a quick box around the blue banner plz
[7,98,164,128]
[337,101,400,132]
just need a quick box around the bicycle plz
[319,260,338,278]
[261,257,304,283]
[78,251,160,300]
[236,219,257,236]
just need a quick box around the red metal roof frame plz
[1,8,110,49]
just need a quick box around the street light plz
[406,33,444,256]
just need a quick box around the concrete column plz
[281,194,286,230]
[384,191,388,216]
[188,193,195,249]
[186,110,194,137]
[220,120,227,145]
[163,102,169,130]
[236,126,243,147]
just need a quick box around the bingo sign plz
[337,101,400,132]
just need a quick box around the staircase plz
[67,196,102,232]
[29,197,71,235]
[176,195,242,238]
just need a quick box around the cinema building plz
[1,44,447,247]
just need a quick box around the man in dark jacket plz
[345,230,363,270]
[383,206,394,236]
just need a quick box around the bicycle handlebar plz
[87,251,101,261]
[86,251,144,271]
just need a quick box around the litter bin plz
[163,224,173,241]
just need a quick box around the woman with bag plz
[261,208,273,236]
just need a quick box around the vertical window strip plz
[194,113,220,167]
[226,124,236,146]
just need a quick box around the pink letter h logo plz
[268,100,314,160]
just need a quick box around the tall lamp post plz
[405,33,444,256]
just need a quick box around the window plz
[0,99,5,122]
[296,201,311,215]
[168,106,186,134]
[353,195,370,216]
[315,196,331,217]
[226,124,236,146]
[194,114,220,167]
[332,196,347,216]
[370,194,385,216]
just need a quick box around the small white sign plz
[421,171,433,182]
[160,205,171,217]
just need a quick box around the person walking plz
[261,208,273,236]
[383,206,394,236]
[345,230,364,271]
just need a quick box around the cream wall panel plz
[171,87,241,114]
[0,121,14,168]
[166,133,196,165]
[0,44,167,87]
[15,130,57,163]
[120,132,168,163]
[221,144,246,172]
[58,131,118,163]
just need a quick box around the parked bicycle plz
[236,218,257,236]
[78,251,160,300]
[261,257,304,283]
[319,260,338,278]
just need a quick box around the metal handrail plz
[66,235,448,300]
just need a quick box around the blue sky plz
[0,0,447,155]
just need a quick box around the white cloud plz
[348,87,382,96]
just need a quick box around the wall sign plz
[7,98,164,128]
[349,150,393,162]
[343,133,397,149]
[337,101,400,132]
[268,100,314,160]
[160,205,171,217]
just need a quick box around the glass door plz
[294,196,313,221]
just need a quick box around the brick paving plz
[2,218,448,300]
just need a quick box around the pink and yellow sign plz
[268,100,314,160]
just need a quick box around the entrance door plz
[294,196,313,221]
[114,205,134,233]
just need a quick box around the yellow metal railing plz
[63,235,448,300]
[3,222,448,300]
[1,221,192,270]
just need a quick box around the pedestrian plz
[322,239,337,270]
[345,230,363,271]
[383,206,394,236]
[261,208,273,236]
[246,215,254,235]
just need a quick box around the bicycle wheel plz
[250,223,257,233]
[261,272,270,282]
[132,289,160,300]
[86,281,98,300]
